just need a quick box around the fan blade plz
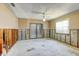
[32,11,43,14]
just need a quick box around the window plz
[56,20,69,34]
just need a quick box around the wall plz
[49,10,79,48]
[0,4,18,29]
[0,4,18,55]
[18,18,49,29]
[18,18,49,39]
[49,10,79,29]
[49,20,55,29]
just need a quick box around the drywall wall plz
[49,20,55,29]
[18,18,49,29]
[49,10,79,47]
[49,10,79,29]
[0,4,18,29]
[18,18,49,39]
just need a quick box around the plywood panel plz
[0,29,3,55]
[11,29,15,46]
[77,30,79,48]
[3,29,18,55]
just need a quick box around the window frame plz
[56,19,69,34]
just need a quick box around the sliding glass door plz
[30,23,43,39]
[30,24,37,39]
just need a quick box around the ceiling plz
[8,3,79,20]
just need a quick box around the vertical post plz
[49,29,51,38]
[25,29,26,40]
[21,29,22,40]
[43,29,44,38]
[70,29,71,45]
[54,29,55,39]
[77,29,79,48]
[65,34,66,43]
[52,29,53,39]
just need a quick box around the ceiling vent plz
[10,3,15,7]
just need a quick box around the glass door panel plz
[30,23,43,39]
[30,24,37,39]
[37,24,43,38]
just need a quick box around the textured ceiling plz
[9,3,79,20]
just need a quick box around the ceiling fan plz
[32,8,48,22]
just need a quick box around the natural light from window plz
[56,19,69,34]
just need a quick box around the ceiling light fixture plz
[43,13,46,22]
[43,18,46,22]
[32,8,47,22]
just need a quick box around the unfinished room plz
[1,3,79,56]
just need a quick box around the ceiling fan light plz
[43,18,46,22]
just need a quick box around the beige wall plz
[0,4,18,29]
[49,10,79,29]
[18,18,49,39]
[49,20,55,29]
[49,10,79,47]
[18,18,49,29]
